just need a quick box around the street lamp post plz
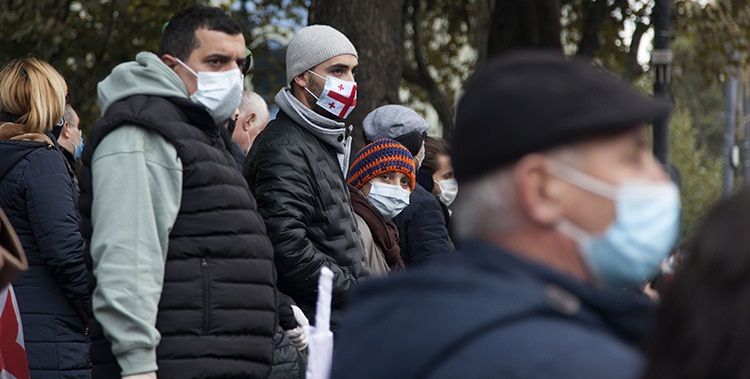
[652,0,672,166]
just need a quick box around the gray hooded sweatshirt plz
[90,52,185,376]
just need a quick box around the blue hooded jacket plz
[0,129,90,379]
[332,239,653,379]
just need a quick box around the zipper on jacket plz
[201,258,211,334]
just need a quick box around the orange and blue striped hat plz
[347,138,416,191]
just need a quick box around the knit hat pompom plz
[348,139,416,191]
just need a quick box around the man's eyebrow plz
[203,54,232,62]
[327,64,350,71]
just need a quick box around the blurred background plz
[0,0,745,239]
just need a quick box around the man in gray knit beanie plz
[243,24,369,333]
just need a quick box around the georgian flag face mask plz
[305,70,358,119]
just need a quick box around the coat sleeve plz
[90,125,182,376]
[402,192,456,266]
[250,137,358,302]
[23,149,89,306]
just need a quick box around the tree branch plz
[407,0,455,140]
[94,0,117,65]
[624,19,650,81]
[576,0,610,58]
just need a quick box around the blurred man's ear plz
[61,122,72,138]
[246,113,257,131]
[513,154,566,227]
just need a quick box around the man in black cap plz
[331,52,679,379]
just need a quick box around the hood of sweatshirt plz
[97,52,188,114]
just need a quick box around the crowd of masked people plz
[1,4,750,379]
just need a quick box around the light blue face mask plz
[367,181,411,220]
[74,136,84,160]
[549,160,681,289]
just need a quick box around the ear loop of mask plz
[303,70,326,101]
[175,58,198,78]
[546,159,617,199]
[547,159,617,245]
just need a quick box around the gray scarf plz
[275,88,353,173]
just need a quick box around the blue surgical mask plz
[549,160,680,289]
[74,136,84,160]
[367,182,410,220]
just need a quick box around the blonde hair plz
[0,58,68,134]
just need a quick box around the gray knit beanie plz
[285,24,358,85]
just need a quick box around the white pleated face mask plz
[177,59,243,126]
[367,182,410,220]
[437,178,458,207]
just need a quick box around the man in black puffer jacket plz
[363,105,456,266]
[244,24,369,330]
[79,7,277,379]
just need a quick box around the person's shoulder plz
[333,262,550,379]
[435,315,642,379]
[410,184,443,207]
[22,145,68,176]
[94,125,179,169]
[255,115,307,148]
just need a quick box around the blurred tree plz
[400,0,655,139]
[233,0,308,105]
[0,0,206,131]
[669,108,722,239]
[487,0,562,56]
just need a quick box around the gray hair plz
[63,104,77,124]
[453,168,519,239]
[452,146,582,239]
[237,91,269,127]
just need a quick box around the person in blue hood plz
[332,52,679,379]
[0,57,90,379]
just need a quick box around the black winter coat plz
[332,239,653,379]
[244,111,369,328]
[0,138,90,379]
[393,184,455,266]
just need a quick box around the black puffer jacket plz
[244,111,369,328]
[0,129,90,379]
[393,184,456,266]
[79,95,277,379]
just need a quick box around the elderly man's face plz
[553,126,668,235]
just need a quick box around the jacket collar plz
[459,238,654,347]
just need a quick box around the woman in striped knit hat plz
[347,138,415,276]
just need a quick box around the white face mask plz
[367,181,411,220]
[437,178,458,207]
[415,143,426,169]
[177,59,243,126]
[305,70,357,119]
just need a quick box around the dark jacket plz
[269,325,306,379]
[0,126,90,379]
[416,169,453,237]
[393,184,455,266]
[244,110,369,329]
[79,95,277,379]
[332,239,653,379]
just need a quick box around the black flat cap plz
[453,51,672,183]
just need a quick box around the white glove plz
[123,372,157,379]
[286,305,309,351]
